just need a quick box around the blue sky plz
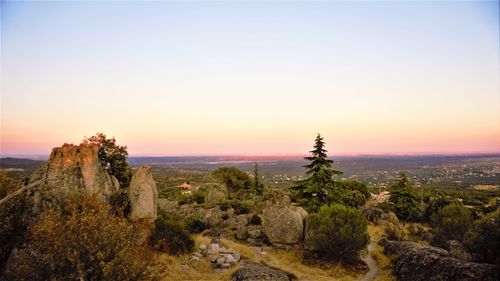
[1,1,499,155]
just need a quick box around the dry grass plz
[368,223,397,281]
[158,235,367,281]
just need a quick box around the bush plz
[464,209,500,265]
[249,214,262,225]
[342,190,367,208]
[151,218,194,255]
[423,197,453,222]
[430,203,473,246]
[184,215,208,234]
[0,172,31,273]
[192,188,207,204]
[337,180,370,200]
[108,190,131,216]
[231,200,251,215]
[4,193,159,281]
[305,204,369,261]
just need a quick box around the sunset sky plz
[1,1,499,156]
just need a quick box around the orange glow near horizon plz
[1,1,499,156]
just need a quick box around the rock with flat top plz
[29,143,119,203]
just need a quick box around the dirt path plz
[360,243,379,281]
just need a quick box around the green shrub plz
[151,218,194,255]
[342,190,367,208]
[430,203,473,246]
[249,214,262,225]
[192,189,207,204]
[464,209,500,265]
[219,200,232,211]
[231,200,251,215]
[423,197,457,222]
[184,215,208,234]
[108,191,131,216]
[305,204,369,261]
[0,172,30,272]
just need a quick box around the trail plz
[360,242,379,281]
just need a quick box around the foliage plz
[423,196,453,222]
[336,179,370,200]
[305,204,369,261]
[342,190,367,208]
[212,167,252,199]
[464,208,500,265]
[151,217,194,255]
[231,200,252,215]
[430,203,473,246]
[0,172,31,273]
[4,193,159,281]
[388,172,421,221]
[184,215,208,234]
[192,188,207,204]
[108,190,131,216]
[83,132,132,188]
[290,134,342,212]
[253,163,265,196]
[249,214,262,225]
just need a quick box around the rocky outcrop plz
[157,199,179,214]
[29,143,119,200]
[445,240,473,262]
[128,165,158,223]
[263,205,307,246]
[232,261,292,281]
[206,189,227,205]
[381,240,498,281]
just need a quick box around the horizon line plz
[2,151,500,160]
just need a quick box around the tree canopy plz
[212,167,252,199]
[388,172,421,221]
[83,133,132,188]
[290,134,342,212]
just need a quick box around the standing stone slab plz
[129,165,158,223]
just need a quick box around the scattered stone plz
[248,229,262,239]
[216,257,225,266]
[225,254,237,265]
[232,261,292,281]
[210,243,220,255]
[157,199,178,214]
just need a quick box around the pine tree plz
[291,134,342,212]
[388,172,421,221]
[253,163,264,196]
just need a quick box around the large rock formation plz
[29,143,119,200]
[262,205,307,246]
[232,261,292,281]
[381,240,498,281]
[128,165,158,223]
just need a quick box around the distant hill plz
[0,157,44,179]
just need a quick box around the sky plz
[1,1,499,156]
